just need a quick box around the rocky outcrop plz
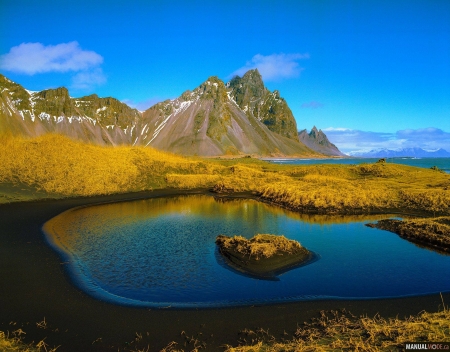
[227,69,299,141]
[298,126,345,156]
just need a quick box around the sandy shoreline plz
[1,189,449,351]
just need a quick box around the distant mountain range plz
[349,147,450,158]
[0,71,342,157]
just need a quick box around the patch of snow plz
[146,100,192,146]
[141,123,148,136]
[25,89,38,96]
[226,91,238,106]
[132,137,138,146]
[213,83,218,88]
[56,116,65,123]
[96,106,107,113]
[38,112,51,121]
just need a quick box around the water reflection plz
[43,195,450,308]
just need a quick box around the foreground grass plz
[1,134,449,216]
[0,331,40,352]
[2,308,448,352]
[222,308,450,352]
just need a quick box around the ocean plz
[263,157,450,174]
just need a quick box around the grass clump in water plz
[366,216,450,253]
[216,234,303,260]
[216,234,312,277]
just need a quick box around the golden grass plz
[0,134,449,217]
[367,216,450,253]
[0,330,40,352]
[224,308,450,352]
[216,234,303,260]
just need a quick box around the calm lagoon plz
[43,195,450,308]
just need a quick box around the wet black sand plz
[1,189,449,351]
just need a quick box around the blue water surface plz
[43,195,450,308]
[264,157,450,173]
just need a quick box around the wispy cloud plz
[71,68,107,90]
[301,101,324,109]
[230,53,309,81]
[0,41,103,75]
[322,127,450,154]
[122,97,164,111]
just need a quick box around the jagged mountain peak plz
[298,126,345,157]
[226,70,298,140]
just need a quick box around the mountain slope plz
[0,72,320,157]
[298,126,345,156]
[0,74,140,145]
[227,69,299,140]
[140,76,316,156]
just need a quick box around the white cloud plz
[322,127,450,154]
[230,53,310,81]
[71,68,107,90]
[0,41,103,75]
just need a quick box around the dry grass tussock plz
[0,330,57,352]
[224,307,450,352]
[216,234,303,260]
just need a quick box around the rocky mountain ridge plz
[298,126,346,156]
[0,72,338,157]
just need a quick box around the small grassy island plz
[216,234,313,277]
[366,216,450,253]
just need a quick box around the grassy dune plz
[1,134,449,217]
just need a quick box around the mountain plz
[0,72,319,156]
[140,74,316,156]
[298,126,346,156]
[0,74,140,145]
[226,69,299,141]
[349,147,450,158]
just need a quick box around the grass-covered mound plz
[216,234,313,277]
[366,216,450,253]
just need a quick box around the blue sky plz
[1,0,450,153]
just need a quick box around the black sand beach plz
[1,189,449,351]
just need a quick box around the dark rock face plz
[227,69,299,141]
[298,126,345,156]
